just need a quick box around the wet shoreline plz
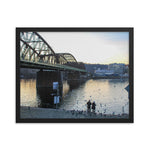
[20,106,129,119]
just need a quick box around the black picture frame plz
[16,27,134,123]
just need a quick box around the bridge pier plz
[35,70,86,107]
[36,70,63,107]
[67,71,82,89]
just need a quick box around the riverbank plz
[20,106,129,119]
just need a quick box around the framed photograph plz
[16,27,134,123]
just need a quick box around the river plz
[20,79,129,115]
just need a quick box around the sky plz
[39,32,129,64]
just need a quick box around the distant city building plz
[122,73,129,77]
[108,63,126,74]
[94,63,129,77]
[94,68,114,76]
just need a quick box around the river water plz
[20,79,129,115]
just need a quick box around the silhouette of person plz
[92,101,96,113]
[87,100,91,112]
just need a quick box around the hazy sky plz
[39,32,129,64]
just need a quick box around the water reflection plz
[20,79,38,107]
[20,78,129,115]
[60,79,129,115]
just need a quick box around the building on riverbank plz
[94,68,114,76]
[108,63,126,74]
[93,63,129,78]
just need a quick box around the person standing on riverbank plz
[92,101,96,113]
[87,100,91,112]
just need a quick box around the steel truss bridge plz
[20,32,86,72]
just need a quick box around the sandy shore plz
[20,106,129,119]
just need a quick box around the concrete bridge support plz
[36,70,86,107]
[67,71,81,89]
[36,70,63,107]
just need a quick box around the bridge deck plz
[20,60,87,72]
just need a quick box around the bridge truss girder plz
[20,32,85,71]
[20,32,58,65]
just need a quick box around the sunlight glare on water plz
[60,79,129,115]
[20,79,129,115]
